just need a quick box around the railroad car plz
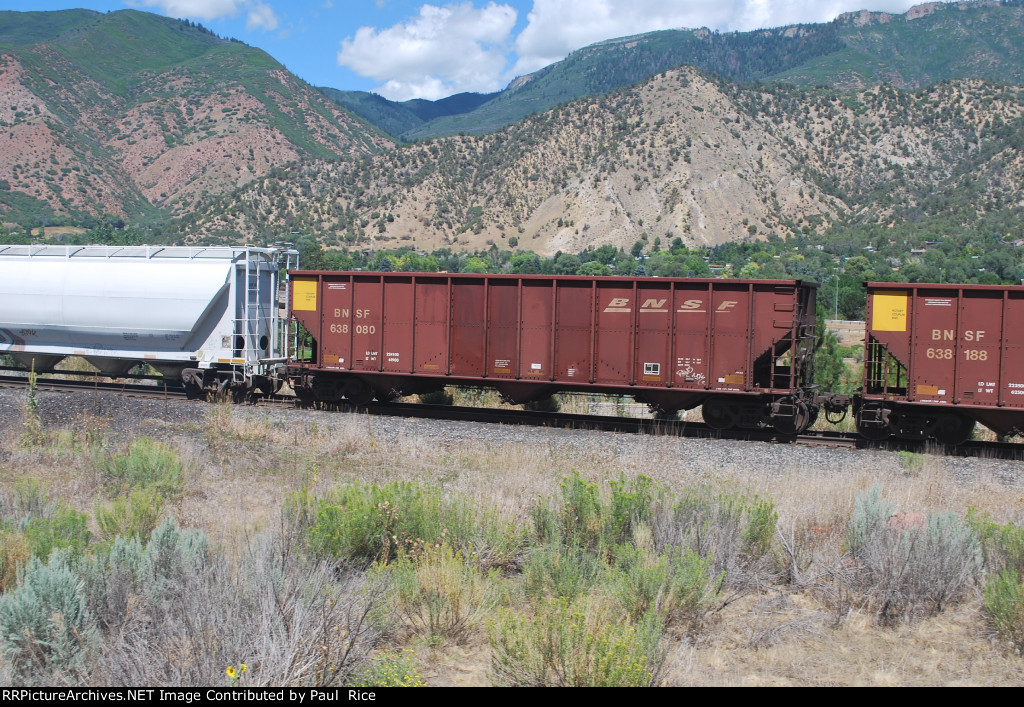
[287,272,821,434]
[855,282,1024,443]
[0,245,297,397]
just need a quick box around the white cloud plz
[130,0,280,32]
[246,2,279,31]
[337,2,517,100]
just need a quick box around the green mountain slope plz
[0,9,390,227]
[780,1,1024,88]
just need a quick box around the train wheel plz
[702,397,738,430]
[857,422,891,441]
[773,401,810,436]
[294,387,315,407]
[344,380,374,406]
[938,414,974,446]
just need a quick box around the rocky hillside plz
[0,9,390,226]
[187,67,1024,255]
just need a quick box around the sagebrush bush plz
[72,518,392,686]
[0,553,98,686]
[651,486,779,584]
[488,596,664,687]
[846,485,982,625]
[848,484,894,555]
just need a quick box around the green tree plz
[463,256,488,273]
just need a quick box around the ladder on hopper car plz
[233,248,299,377]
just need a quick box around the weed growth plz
[295,481,524,568]
[383,543,499,645]
[96,437,188,499]
[489,596,664,687]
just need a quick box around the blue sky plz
[2,1,934,101]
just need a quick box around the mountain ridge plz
[327,0,1024,141]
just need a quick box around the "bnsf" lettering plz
[932,329,985,341]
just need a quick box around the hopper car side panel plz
[288,273,819,431]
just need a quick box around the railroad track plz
[4,373,1022,459]
[0,373,189,399]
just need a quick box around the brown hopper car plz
[857,282,1024,442]
[287,272,821,434]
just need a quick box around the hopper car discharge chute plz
[0,245,298,398]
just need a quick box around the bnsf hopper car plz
[856,282,1024,443]
[287,272,821,434]
[0,245,296,397]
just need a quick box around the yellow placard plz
[872,290,908,332]
[293,278,318,312]
[724,373,745,385]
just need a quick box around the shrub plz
[0,554,98,686]
[651,487,779,583]
[896,450,926,475]
[522,542,603,600]
[94,489,165,542]
[347,649,427,687]
[846,486,982,625]
[8,477,49,521]
[299,481,524,568]
[23,507,91,561]
[489,596,664,687]
[968,510,1024,652]
[553,471,603,549]
[96,437,187,499]
[604,474,655,548]
[967,509,1024,573]
[384,543,499,645]
[606,543,723,625]
[531,472,656,555]
[984,569,1023,654]
[848,484,894,555]
[76,519,392,686]
[0,480,90,588]
[0,530,30,592]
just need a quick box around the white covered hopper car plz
[0,245,297,397]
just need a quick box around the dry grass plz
[0,392,1021,686]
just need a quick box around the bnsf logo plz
[602,298,738,313]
